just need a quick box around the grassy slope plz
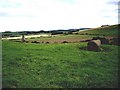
[79,24,119,36]
[2,41,118,88]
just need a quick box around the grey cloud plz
[107,1,118,5]
[114,9,120,13]
[119,1,120,5]
[118,9,120,13]
[0,12,10,17]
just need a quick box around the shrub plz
[62,41,68,43]
[46,42,49,44]
[32,41,39,43]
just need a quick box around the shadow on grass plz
[79,45,111,52]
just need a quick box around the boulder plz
[87,40,101,51]
[111,37,120,46]
[99,38,109,44]
[92,37,109,44]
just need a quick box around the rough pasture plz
[2,40,119,88]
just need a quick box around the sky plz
[0,0,119,32]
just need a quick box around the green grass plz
[79,24,119,36]
[2,40,119,88]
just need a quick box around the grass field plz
[2,40,119,88]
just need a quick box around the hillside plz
[78,24,119,36]
[2,24,119,88]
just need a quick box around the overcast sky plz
[0,0,118,32]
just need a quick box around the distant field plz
[3,34,95,44]
[2,41,119,88]
[26,35,95,43]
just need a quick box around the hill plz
[78,24,119,37]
